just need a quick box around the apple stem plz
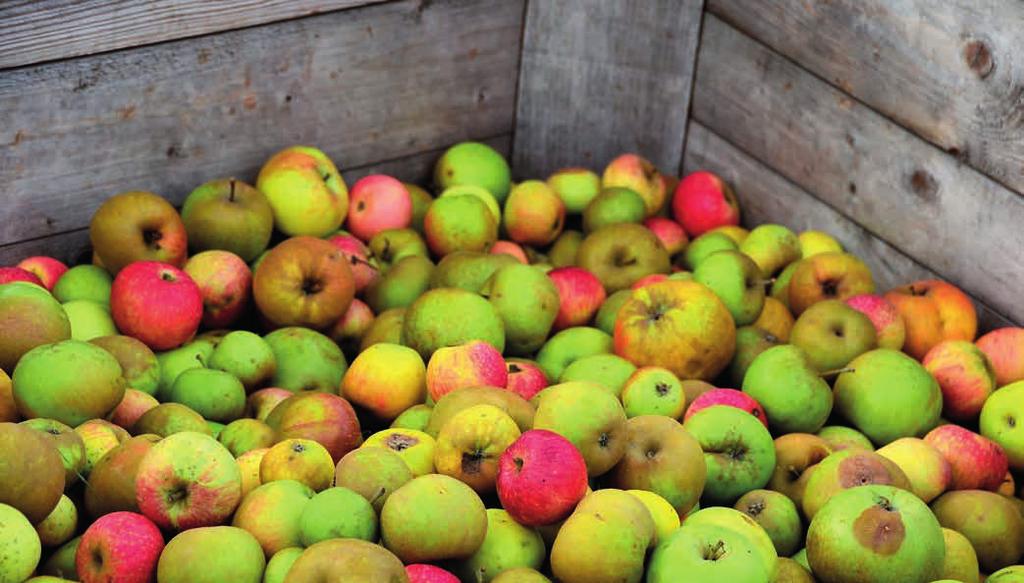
[369,487,387,507]
[229,179,236,202]
[819,367,855,377]
[755,278,776,286]
[348,255,379,271]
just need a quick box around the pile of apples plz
[2,141,1024,583]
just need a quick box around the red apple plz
[630,273,669,290]
[0,266,43,287]
[246,388,293,422]
[426,340,508,402]
[490,240,530,264]
[326,233,379,293]
[406,564,460,583]
[505,359,548,401]
[328,298,375,348]
[183,250,251,329]
[76,511,164,583]
[977,327,1024,387]
[346,174,413,242]
[671,170,741,237]
[110,262,203,351]
[547,267,606,330]
[924,424,1008,491]
[684,388,768,428]
[844,293,906,351]
[17,256,68,291]
[496,429,588,526]
[264,392,363,462]
[643,217,688,256]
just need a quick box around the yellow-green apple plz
[263,327,348,393]
[558,353,635,398]
[548,230,583,267]
[490,240,529,263]
[0,503,41,581]
[817,425,874,452]
[788,252,875,315]
[643,217,688,257]
[13,339,125,427]
[390,404,432,432]
[577,223,671,292]
[183,251,251,328]
[365,255,433,313]
[981,381,1024,471]
[798,230,843,258]
[257,146,348,237]
[977,327,1024,387]
[685,388,769,428]
[38,533,79,579]
[938,527,981,583]
[455,508,545,581]
[426,340,507,402]
[329,297,375,351]
[91,335,159,396]
[683,405,776,504]
[0,422,65,523]
[334,447,412,513]
[547,266,606,331]
[154,338,214,399]
[0,370,15,423]
[490,568,549,582]
[602,153,666,216]
[770,260,799,308]
[17,257,67,291]
[0,266,43,286]
[426,387,535,438]
[768,433,832,508]
[217,419,274,458]
[694,249,765,325]
[532,381,627,476]
[434,141,511,203]
[342,342,425,420]
[551,489,655,583]
[834,349,942,445]
[582,187,647,233]
[287,540,407,582]
[923,340,996,422]
[614,280,735,380]
[167,368,245,423]
[360,307,405,351]
[434,404,520,492]
[85,435,160,518]
[647,517,772,582]
[594,289,631,335]
[925,424,1008,491]
[180,178,274,262]
[612,415,706,514]
[259,438,334,492]
[368,227,429,271]
[752,296,794,342]
[844,293,906,351]
[484,263,560,355]
[246,388,292,422]
[424,194,498,256]
[206,331,275,393]
[801,449,911,519]
[362,429,436,477]
[264,392,362,462]
[619,367,685,418]
[381,473,487,562]
[738,224,801,278]
[61,299,116,340]
[76,511,164,583]
[496,429,587,526]
[728,325,783,387]
[885,279,978,360]
[0,282,71,372]
[547,167,600,214]
[626,489,679,544]
[504,359,548,401]
[232,479,313,556]
[402,287,505,358]
[326,232,379,293]
[157,527,265,583]
[76,419,130,473]
[671,170,740,237]
[34,494,76,547]
[931,490,1024,573]
[132,403,208,437]
[135,431,241,530]
[404,182,433,233]
[89,191,187,273]
[504,180,565,246]
[253,236,354,330]
[429,250,517,294]
[53,264,113,305]
[734,489,802,556]
[790,299,877,372]
[346,174,412,242]
[20,418,85,489]
[298,486,377,546]
[807,485,944,583]
[876,437,951,503]
[110,261,202,350]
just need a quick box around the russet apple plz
[0,282,71,372]
[788,252,875,315]
[612,415,706,514]
[253,236,354,330]
[885,279,977,360]
[0,422,65,523]
[180,178,274,263]
[577,223,671,292]
[671,170,740,237]
[20,418,86,490]
[256,146,349,237]
[85,435,160,518]
[931,489,1024,573]
[90,335,159,396]
[346,174,413,242]
[157,526,265,583]
[90,191,188,273]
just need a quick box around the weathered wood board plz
[692,15,1024,324]
[513,0,704,178]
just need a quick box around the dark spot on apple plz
[322,171,331,183]
[598,432,610,448]
[702,539,727,561]
[143,228,163,250]
[821,278,839,297]
[838,455,891,488]
[908,285,927,297]
[744,498,765,517]
[92,547,104,567]
[301,278,323,295]
[47,427,61,435]
[385,434,418,451]
[1007,415,1016,428]
[853,498,905,555]
[655,382,670,396]
[647,304,667,322]
[726,444,747,460]
[645,448,658,459]
[291,442,306,454]
[159,270,176,283]
[379,239,393,262]
[513,456,524,471]
[356,200,366,212]
[508,363,522,374]
[832,325,845,338]
[552,215,563,232]
[462,449,485,475]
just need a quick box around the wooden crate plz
[1,0,1020,330]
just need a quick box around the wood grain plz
[684,121,1014,331]
[692,15,1024,324]
[0,0,386,70]
[0,133,511,266]
[707,0,1024,196]
[0,0,522,248]
[513,0,704,178]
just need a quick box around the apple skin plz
[0,266,44,287]
[693,249,765,326]
[884,279,978,361]
[217,419,274,457]
[329,297,375,350]
[619,366,685,419]
[17,257,68,291]
[924,424,1008,491]
[685,388,769,429]
[787,252,875,315]
[647,520,772,583]
[643,217,689,256]
[845,293,906,351]
[363,428,437,477]
[264,327,348,393]
[576,223,671,292]
[683,405,776,505]
[260,438,335,493]
[485,261,561,356]
[424,193,499,256]
[434,404,521,493]
[612,415,706,515]
[381,474,488,563]
[132,402,208,438]
[768,433,832,508]
[614,280,736,381]
[976,327,1024,387]
[0,370,15,423]
[134,431,242,530]
[931,489,1024,573]
[90,191,188,273]
[0,422,66,524]
[603,153,666,216]
[247,388,292,422]
[434,141,511,203]
[85,435,160,519]
[253,236,355,330]
[110,261,202,351]
[346,174,413,242]
[426,340,507,402]
[75,511,164,583]
[455,508,546,581]
[875,437,951,504]
[0,502,41,582]
[76,419,130,474]
[157,526,265,583]
[232,479,314,557]
[19,418,86,490]
[264,392,362,463]
[742,344,833,434]
[0,282,71,372]
[257,146,349,237]
[334,447,412,514]
[490,240,529,263]
[402,287,505,359]
[504,180,566,246]
[734,489,802,556]
[547,267,606,330]
[798,230,843,258]
[923,340,996,422]
[582,186,646,233]
[496,429,588,526]
[790,299,878,372]
[817,425,874,452]
[181,178,274,263]
[407,564,459,583]
[532,381,627,476]
[326,233,379,293]
[504,359,548,401]
[980,381,1024,471]
[547,167,601,214]
[753,296,794,342]
[671,171,740,237]
[183,250,252,329]
[53,265,113,306]
[342,343,426,420]
[91,335,160,396]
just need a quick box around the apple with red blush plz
[684,388,768,429]
[547,267,606,330]
[17,256,68,291]
[110,261,203,351]
[497,429,589,526]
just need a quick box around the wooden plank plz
[0,133,512,266]
[707,0,1024,196]
[513,0,704,178]
[0,0,387,70]
[691,15,1024,325]
[683,121,1014,332]
[0,0,522,247]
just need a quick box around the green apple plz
[431,251,517,293]
[155,338,215,399]
[157,526,265,583]
[770,261,800,308]
[299,486,377,546]
[0,282,71,373]
[595,289,632,335]
[582,187,646,232]
[728,326,783,387]
[738,224,801,277]
[456,509,545,581]
[34,493,77,547]
[90,335,160,396]
[367,228,429,271]
[989,567,1024,582]
[168,368,245,423]
[532,381,627,476]
[38,535,78,579]
[548,168,601,214]
[742,345,833,434]
[61,300,116,341]
[52,265,113,306]
[790,299,877,372]
[390,404,433,432]
[980,380,1024,470]
[675,505,778,573]
[0,502,41,583]
[434,141,511,203]
[694,250,766,325]
[576,223,670,292]
[365,254,434,313]
[772,557,815,583]
[360,307,405,352]
[801,449,911,519]
[492,567,552,582]
[256,146,348,237]
[206,331,276,393]
[232,479,315,556]
[683,231,738,271]
[402,288,505,358]
[333,447,413,513]
[938,527,980,583]
[611,415,706,514]
[263,327,347,393]
[931,490,1024,573]
[181,178,274,262]
[380,474,487,562]
[483,263,560,355]
[620,367,686,418]
[19,418,86,489]
[559,354,636,397]
[817,425,874,452]
[647,521,772,583]
[263,547,303,583]
[683,405,776,505]
[734,489,802,556]
[548,230,583,268]
[535,326,612,383]
[217,419,275,457]
[424,193,498,256]
[133,402,209,437]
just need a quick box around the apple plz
[643,217,688,256]
[217,419,274,457]
[547,167,601,214]
[547,266,606,330]
[180,178,274,262]
[135,431,241,530]
[85,435,160,518]
[157,526,265,583]
[619,366,686,418]
[168,368,245,423]
[885,279,978,360]
[0,282,71,372]
[768,433,832,507]
[256,146,348,237]
[504,180,565,246]
[737,224,801,278]
[76,511,163,583]
[594,289,632,335]
[798,230,843,258]
[582,187,647,232]
[62,299,116,341]
[183,250,251,329]
[806,485,944,583]
[504,360,550,401]
[426,386,535,438]
[262,548,303,583]
[923,340,996,422]
[0,502,41,582]
[253,236,354,330]
[980,381,1024,470]
[20,418,86,489]
[342,343,425,420]
[576,223,671,292]
[612,415,706,514]
[346,174,413,242]
[876,437,952,503]
[75,419,130,473]
[817,425,874,452]
[434,141,511,203]
[404,182,433,233]
[0,370,14,423]
[938,527,980,583]
[132,402,208,437]
[232,479,314,556]
[490,240,529,263]
[787,252,875,315]
[614,280,736,380]
[790,299,877,374]
[402,287,505,358]
[206,330,276,392]
[728,325,783,387]
[671,170,740,237]
[532,381,627,476]
[390,404,433,432]
[603,153,666,216]
[485,263,561,355]
[931,489,1024,573]
[426,340,507,402]
[424,193,498,256]
[53,264,113,305]
[368,227,429,271]
[834,349,942,445]
[685,388,769,429]
[845,294,906,351]
[647,520,772,582]
[334,447,413,513]
[110,261,202,350]
[299,486,377,546]
[17,256,68,291]
[247,388,292,422]
[329,297,375,350]
[154,337,216,399]
[976,327,1024,388]
[801,449,912,519]
[90,335,160,396]
[326,232,380,293]
[752,296,794,342]
[381,474,487,562]
[924,424,1008,491]
[265,392,362,462]
[362,428,437,477]
[0,422,65,523]
[683,232,739,271]
[38,534,79,580]
[683,405,775,505]
[455,508,546,581]
[0,266,44,286]
[285,538,407,582]
[430,250,517,293]
[434,404,520,493]
[407,564,460,583]
[496,429,587,527]
[90,191,187,273]
[263,327,348,393]
[548,230,583,268]
[734,489,802,556]
[491,568,551,582]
